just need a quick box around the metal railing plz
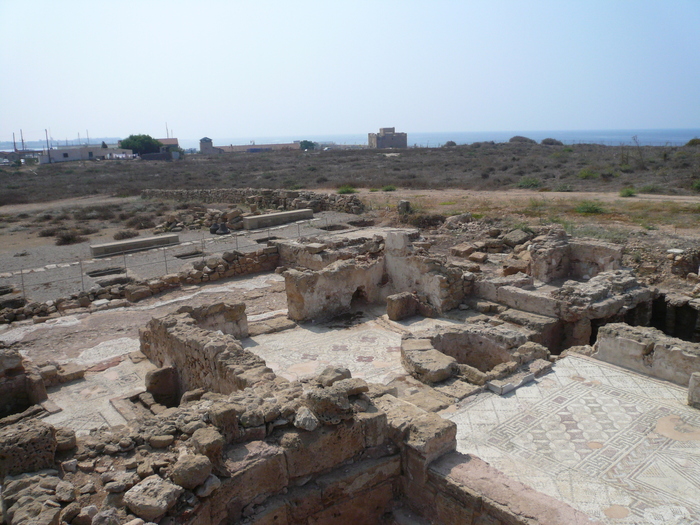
[0,216,342,305]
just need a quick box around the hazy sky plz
[2,1,699,143]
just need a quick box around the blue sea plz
[178,129,700,151]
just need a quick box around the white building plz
[39,146,134,164]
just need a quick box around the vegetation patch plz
[114,230,140,241]
[575,200,605,214]
[577,169,599,180]
[516,177,542,189]
[55,229,87,245]
[619,187,636,197]
[337,185,358,194]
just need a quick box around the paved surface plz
[0,211,357,302]
[444,355,700,525]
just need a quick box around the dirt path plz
[0,195,142,215]
[354,188,700,205]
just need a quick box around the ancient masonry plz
[1,215,700,524]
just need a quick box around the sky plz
[1,0,699,144]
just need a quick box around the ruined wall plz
[285,257,388,321]
[594,323,700,386]
[139,307,271,396]
[283,232,466,322]
[0,247,278,326]
[0,348,47,418]
[529,232,622,283]
[142,188,365,214]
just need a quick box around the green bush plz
[638,184,661,194]
[555,183,573,192]
[619,187,636,197]
[337,185,357,194]
[516,177,542,189]
[577,169,599,179]
[685,137,700,147]
[691,180,700,192]
[575,200,605,214]
[381,185,397,192]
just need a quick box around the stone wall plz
[0,348,47,418]
[594,323,700,386]
[284,232,466,322]
[141,188,366,214]
[529,231,622,283]
[0,247,279,326]
[139,305,270,397]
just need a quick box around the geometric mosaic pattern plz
[446,356,700,525]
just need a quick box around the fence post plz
[164,249,168,274]
[78,260,85,292]
[123,252,127,270]
[19,267,26,300]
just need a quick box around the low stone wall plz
[0,247,279,326]
[594,323,700,386]
[142,188,366,214]
[139,306,270,396]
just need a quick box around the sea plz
[177,129,700,151]
[3,129,699,152]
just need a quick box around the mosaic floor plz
[44,357,154,436]
[244,317,405,384]
[445,355,700,525]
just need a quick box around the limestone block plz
[0,419,56,478]
[468,252,488,263]
[503,228,532,247]
[123,475,183,522]
[124,285,152,303]
[219,441,288,514]
[386,292,419,321]
[315,366,351,387]
[450,243,476,258]
[315,455,400,506]
[502,258,529,276]
[401,345,459,384]
[171,454,212,490]
[192,427,225,460]
[689,373,700,409]
[280,422,365,480]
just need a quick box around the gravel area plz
[0,211,360,303]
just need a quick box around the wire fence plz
[0,216,341,304]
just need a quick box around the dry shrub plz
[55,229,87,245]
[125,214,156,229]
[113,229,139,240]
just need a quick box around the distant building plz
[368,127,407,149]
[199,137,225,155]
[199,137,298,154]
[38,146,133,164]
[157,138,180,149]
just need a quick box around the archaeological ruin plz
[1,189,700,525]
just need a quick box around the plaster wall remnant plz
[594,322,700,386]
[284,231,465,322]
[529,230,622,283]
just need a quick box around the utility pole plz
[12,133,17,152]
[20,129,25,151]
[45,129,51,163]
[86,130,90,145]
